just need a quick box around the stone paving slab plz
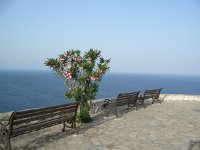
[1,100,200,150]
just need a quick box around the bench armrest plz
[0,120,9,127]
[0,121,9,138]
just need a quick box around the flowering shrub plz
[45,49,110,113]
[76,106,92,123]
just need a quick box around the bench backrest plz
[116,91,140,106]
[8,102,79,137]
[144,88,163,99]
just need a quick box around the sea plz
[0,70,200,113]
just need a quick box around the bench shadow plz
[11,112,115,150]
[101,99,164,119]
[12,128,76,150]
[11,99,165,149]
[78,112,116,134]
[136,99,159,110]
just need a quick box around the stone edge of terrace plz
[1,94,200,121]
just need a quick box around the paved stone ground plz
[2,100,200,150]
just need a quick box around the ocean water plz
[0,70,200,112]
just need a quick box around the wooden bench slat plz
[114,91,140,117]
[117,100,130,106]
[15,103,77,115]
[14,104,77,120]
[13,109,75,126]
[11,115,73,137]
[138,88,163,108]
[13,106,76,121]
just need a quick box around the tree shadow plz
[188,140,200,150]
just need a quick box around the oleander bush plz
[77,106,92,123]
[45,49,110,122]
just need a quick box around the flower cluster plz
[63,65,72,79]
[64,72,72,79]
[45,49,110,103]
[90,76,98,81]
[59,58,65,62]
[66,65,71,70]
[75,57,81,62]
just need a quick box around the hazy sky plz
[0,0,200,75]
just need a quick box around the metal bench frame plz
[138,88,163,108]
[113,91,140,118]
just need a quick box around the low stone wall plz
[90,97,116,114]
[0,112,12,122]
[160,94,200,101]
[1,94,200,121]
[90,94,200,114]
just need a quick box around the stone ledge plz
[0,112,12,122]
[90,94,200,114]
[160,94,200,101]
[1,94,200,121]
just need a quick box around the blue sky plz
[0,0,200,75]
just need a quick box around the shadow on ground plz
[188,140,200,150]
[11,112,114,149]
[6,99,164,149]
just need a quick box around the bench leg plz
[152,98,161,104]
[135,102,138,111]
[73,121,78,135]
[105,108,109,117]
[152,98,155,104]
[62,122,66,132]
[131,101,138,110]
[142,100,145,109]
[6,136,11,150]
[127,104,129,110]
[114,107,118,118]
[158,98,162,104]
[1,127,11,150]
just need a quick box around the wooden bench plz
[113,91,140,118]
[0,102,79,150]
[137,88,163,108]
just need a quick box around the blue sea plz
[0,70,200,113]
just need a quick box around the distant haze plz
[0,0,200,76]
